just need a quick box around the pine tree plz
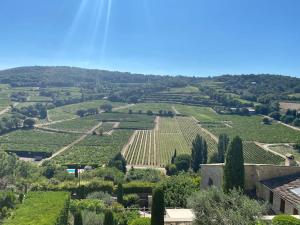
[217,134,229,163]
[103,210,114,225]
[117,183,124,204]
[151,187,165,225]
[223,136,245,193]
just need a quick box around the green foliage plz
[109,152,127,173]
[151,187,165,225]
[70,199,106,214]
[165,164,178,176]
[86,192,113,206]
[125,168,163,183]
[188,187,266,225]
[117,183,124,205]
[272,215,300,225]
[3,191,70,225]
[73,210,83,225]
[223,136,245,192]
[174,154,191,172]
[83,167,125,184]
[123,181,156,194]
[191,134,208,172]
[217,134,229,163]
[82,210,104,225]
[129,217,151,225]
[103,210,114,225]
[159,173,199,208]
[123,194,139,208]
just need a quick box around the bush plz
[123,194,139,208]
[272,215,300,225]
[165,164,177,176]
[174,154,191,172]
[123,182,156,194]
[129,217,151,225]
[126,168,163,182]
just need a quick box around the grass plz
[3,191,69,225]
[47,117,99,132]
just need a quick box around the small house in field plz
[201,158,300,215]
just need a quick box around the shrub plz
[123,182,156,194]
[174,154,191,172]
[123,194,139,208]
[129,217,151,225]
[272,215,300,225]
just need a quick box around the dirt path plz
[262,115,300,132]
[113,103,135,111]
[122,130,137,157]
[254,142,286,160]
[172,106,180,115]
[154,116,160,131]
[0,106,11,116]
[35,117,77,127]
[35,126,86,134]
[191,116,218,142]
[104,122,120,135]
[38,122,103,165]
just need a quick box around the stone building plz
[201,163,300,215]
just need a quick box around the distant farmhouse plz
[201,156,300,215]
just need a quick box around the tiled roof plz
[261,173,300,206]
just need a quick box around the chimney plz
[285,154,297,166]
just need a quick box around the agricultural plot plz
[161,85,199,93]
[243,142,284,165]
[0,129,80,154]
[3,191,70,225]
[174,105,300,143]
[48,100,125,121]
[116,102,175,114]
[53,130,133,165]
[124,116,217,167]
[268,144,300,162]
[46,117,98,133]
[124,115,285,167]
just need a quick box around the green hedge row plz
[31,179,114,198]
[123,182,156,194]
[3,191,70,225]
[272,215,300,225]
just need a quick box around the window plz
[280,199,285,213]
[208,178,213,186]
[293,208,299,215]
[269,191,273,204]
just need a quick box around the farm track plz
[172,106,180,115]
[38,122,103,165]
[104,122,120,135]
[254,142,286,160]
[262,115,300,132]
[191,116,218,142]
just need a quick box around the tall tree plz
[151,187,165,225]
[117,183,124,204]
[103,210,114,225]
[217,134,229,163]
[191,135,208,172]
[223,136,245,193]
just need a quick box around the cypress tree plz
[191,134,203,172]
[73,210,83,225]
[217,134,229,163]
[171,149,177,164]
[223,136,245,193]
[117,183,124,204]
[202,139,208,164]
[151,187,165,225]
[103,210,114,225]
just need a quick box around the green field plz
[269,144,300,162]
[53,130,133,165]
[0,130,79,153]
[47,117,99,132]
[48,100,125,121]
[3,192,69,225]
[174,105,300,143]
[116,102,175,114]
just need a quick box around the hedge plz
[123,182,156,194]
[129,217,151,225]
[272,215,300,225]
[31,179,114,198]
[3,191,70,225]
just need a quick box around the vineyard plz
[124,116,285,167]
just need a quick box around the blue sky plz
[0,0,299,77]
